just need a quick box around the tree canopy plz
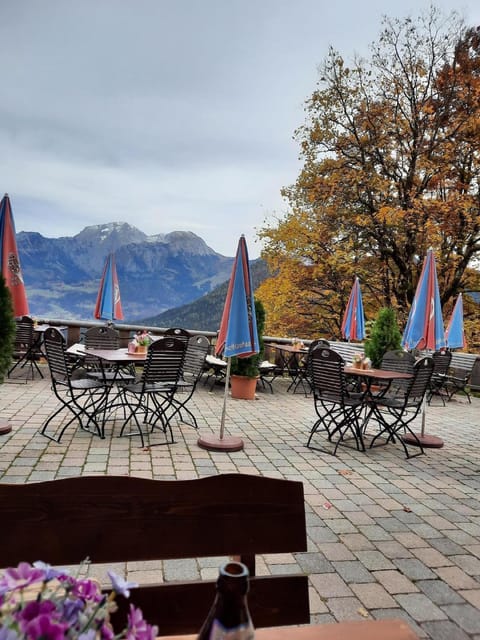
[258,7,480,347]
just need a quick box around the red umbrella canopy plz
[0,194,29,317]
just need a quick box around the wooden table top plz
[159,619,418,640]
[66,344,147,362]
[344,366,412,380]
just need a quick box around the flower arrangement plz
[0,561,158,640]
[291,337,304,351]
[134,331,153,347]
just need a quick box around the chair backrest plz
[381,350,415,374]
[183,334,210,380]
[0,474,309,635]
[85,325,119,350]
[432,350,452,376]
[470,356,480,392]
[310,346,347,401]
[164,327,191,344]
[141,336,187,385]
[406,356,434,402]
[13,315,35,348]
[43,327,71,381]
[84,326,119,369]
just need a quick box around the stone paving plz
[1,364,480,639]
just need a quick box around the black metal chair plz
[365,356,434,459]
[117,336,187,447]
[376,349,415,397]
[7,316,44,381]
[306,346,366,456]
[292,339,330,396]
[40,328,110,443]
[163,334,210,429]
[427,350,452,405]
[164,327,191,344]
[84,325,135,383]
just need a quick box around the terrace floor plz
[1,364,480,639]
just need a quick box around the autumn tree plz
[258,7,480,342]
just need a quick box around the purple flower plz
[33,561,69,581]
[71,578,103,603]
[126,605,158,640]
[23,614,68,640]
[61,597,85,624]
[100,622,115,640]
[0,562,45,591]
[107,571,138,598]
[17,600,57,628]
[0,628,20,640]
[78,631,97,640]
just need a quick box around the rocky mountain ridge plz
[17,223,235,321]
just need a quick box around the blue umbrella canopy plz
[445,294,466,350]
[402,249,446,351]
[215,235,259,359]
[341,276,365,341]
[94,253,124,322]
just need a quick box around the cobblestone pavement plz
[1,365,480,639]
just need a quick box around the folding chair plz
[40,328,110,443]
[164,334,210,428]
[117,336,187,447]
[365,356,434,459]
[7,316,44,381]
[84,325,135,383]
[292,338,330,396]
[427,350,452,406]
[306,346,366,456]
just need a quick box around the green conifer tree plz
[364,307,402,368]
[0,275,15,381]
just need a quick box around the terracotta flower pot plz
[230,375,258,400]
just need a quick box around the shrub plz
[364,307,402,368]
[0,276,15,381]
[230,298,265,379]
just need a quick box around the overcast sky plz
[2,1,480,258]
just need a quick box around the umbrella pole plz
[197,357,244,452]
[402,356,444,449]
[219,358,231,440]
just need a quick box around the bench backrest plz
[329,341,365,363]
[0,474,309,635]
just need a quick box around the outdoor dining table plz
[158,618,418,639]
[264,342,308,391]
[342,366,414,451]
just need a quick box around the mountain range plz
[17,223,266,324]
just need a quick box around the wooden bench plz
[328,341,365,363]
[0,474,309,636]
[444,353,480,402]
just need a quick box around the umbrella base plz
[402,433,444,448]
[197,434,244,452]
[0,419,12,435]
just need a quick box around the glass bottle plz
[197,561,255,640]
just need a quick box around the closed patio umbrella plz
[445,294,466,350]
[402,249,445,448]
[0,194,29,317]
[341,276,365,341]
[94,253,124,322]
[198,235,259,452]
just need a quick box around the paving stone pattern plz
[1,366,479,639]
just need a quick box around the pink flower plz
[126,605,158,640]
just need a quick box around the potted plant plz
[230,299,265,400]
